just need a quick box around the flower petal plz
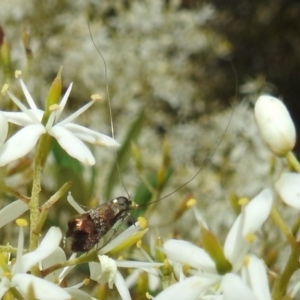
[11,273,71,300]
[243,255,271,300]
[0,112,8,146]
[55,83,73,121]
[163,240,216,272]
[115,260,163,268]
[49,125,95,165]
[65,123,120,147]
[18,78,38,111]
[99,221,145,254]
[90,256,116,288]
[0,200,28,228]
[0,276,10,299]
[67,192,86,214]
[21,227,62,272]
[242,188,273,235]
[154,276,210,300]
[224,189,273,266]
[2,110,44,126]
[64,287,95,300]
[0,124,45,166]
[115,270,131,300]
[275,172,300,209]
[42,247,67,282]
[221,273,257,300]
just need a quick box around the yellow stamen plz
[49,104,60,111]
[136,240,142,248]
[243,255,250,266]
[15,70,22,78]
[16,218,28,227]
[245,233,255,243]
[91,94,103,102]
[138,217,147,229]
[186,198,196,207]
[238,197,249,206]
[1,84,9,95]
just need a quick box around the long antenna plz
[87,22,130,198]
[138,59,239,207]
[88,22,239,208]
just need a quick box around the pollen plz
[1,84,8,95]
[138,217,147,229]
[186,198,197,207]
[238,197,249,206]
[16,218,28,227]
[15,70,22,78]
[136,240,142,248]
[243,255,250,266]
[91,94,103,102]
[49,104,60,111]
[245,232,255,243]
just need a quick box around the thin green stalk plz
[0,182,30,203]
[271,206,296,246]
[272,242,300,300]
[28,134,48,251]
[41,251,98,277]
[285,151,300,173]
[9,287,26,300]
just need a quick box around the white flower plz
[0,225,71,299]
[0,77,119,166]
[218,255,271,300]
[275,172,300,209]
[154,276,214,300]
[163,240,216,272]
[254,95,296,156]
[224,188,273,269]
[88,222,163,300]
[67,193,162,300]
[159,189,273,298]
[0,111,8,147]
[0,200,28,228]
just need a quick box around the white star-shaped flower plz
[0,77,119,166]
[66,193,163,300]
[0,224,71,299]
[158,188,274,299]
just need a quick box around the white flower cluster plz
[1,72,300,300]
[148,95,300,299]
[0,76,161,299]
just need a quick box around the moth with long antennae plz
[66,24,238,253]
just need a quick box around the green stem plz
[285,151,300,173]
[37,181,72,234]
[41,251,98,277]
[272,242,300,300]
[0,182,30,203]
[9,287,26,300]
[29,134,49,251]
[271,206,296,246]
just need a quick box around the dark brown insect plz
[66,196,134,252]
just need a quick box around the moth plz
[66,197,135,252]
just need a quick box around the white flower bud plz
[254,95,296,156]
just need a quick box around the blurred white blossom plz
[0,225,70,299]
[275,172,300,209]
[255,95,296,156]
[0,77,119,166]
[158,189,273,299]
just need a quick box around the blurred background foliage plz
[0,0,298,296]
